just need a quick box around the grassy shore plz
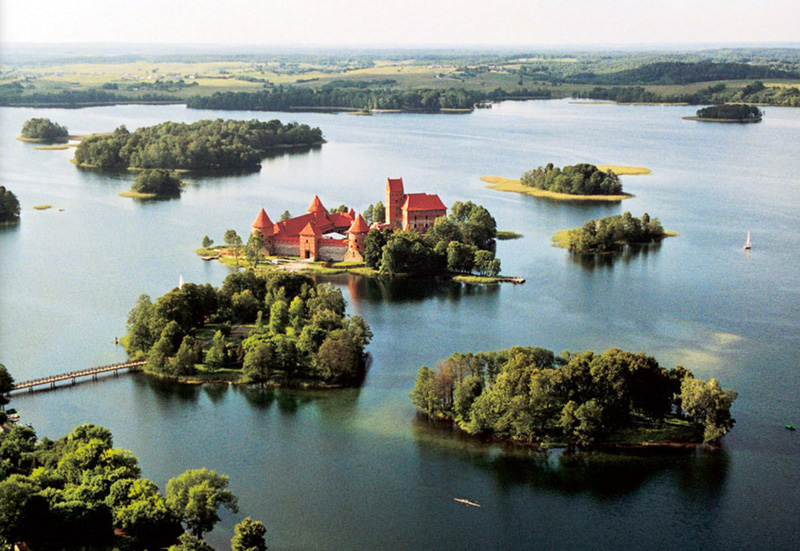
[119,191,158,199]
[33,205,52,210]
[596,165,652,175]
[482,176,633,202]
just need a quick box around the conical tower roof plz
[300,221,322,236]
[252,208,273,229]
[348,213,369,234]
[307,195,327,214]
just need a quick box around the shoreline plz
[482,175,634,202]
[682,116,762,123]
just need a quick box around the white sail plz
[744,231,751,250]
[179,274,184,289]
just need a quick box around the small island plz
[0,186,21,224]
[483,163,650,202]
[18,117,69,143]
[683,104,763,123]
[411,346,737,447]
[552,211,673,253]
[124,271,372,387]
[74,118,324,171]
[120,169,184,199]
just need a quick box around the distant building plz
[251,179,446,262]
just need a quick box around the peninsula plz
[411,346,737,447]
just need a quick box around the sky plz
[1,0,799,47]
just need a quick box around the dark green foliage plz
[567,61,798,86]
[231,516,268,551]
[411,347,734,447]
[165,468,239,538]
[131,169,182,196]
[521,163,623,195]
[125,272,370,387]
[566,211,666,253]
[0,363,13,407]
[19,117,68,141]
[695,104,763,120]
[0,186,21,223]
[187,86,549,112]
[74,119,323,170]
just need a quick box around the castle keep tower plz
[251,208,274,254]
[345,213,369,262]
[386,177,405,229]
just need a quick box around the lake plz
[1,99,799,550]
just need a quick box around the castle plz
[251,178,447,262]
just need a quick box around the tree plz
[268,300,289,335]
[165,468,239,538]
[246,232,265,268]
[446,241,477,273]
[20,117,69,142]
[243,340,274,383]
[0,186,21,224]
[373,201,385,224]
[225,229,243,267]
[231,517,268,551]
[204,331,226,371]
[363,204,374,225]
[410,366,438,415]
[125,294,155,359]
[0,363,14,408]
[680,377,738,443]
[168,532,216,551]
[279,210,291,221]
[201,235,214,248]
[131,169,182,197]
[316,332,359,383]
[110,479,182,547]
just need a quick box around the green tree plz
[168,532,216,551]
[202,235,214,248]
[0,363,14,408]
[125,294,155,359]
[204,331,226,371]
[0,186,21,224]
[410,366,438,415]
[316,332,359,383]
[131,169,182,197]
[246,232,265,268]
[231,517,268,551]
[225,229,243,266]
[170,336,198,376]
[109,479,182,547]
[363,204,374,225]
[680,377,738,442]
[165,468,239,538]
[446,241,477,273]
[243,341,274,383]
[288,296,306,332]
[20,117,69,142]
[279,210,291,221]
[268,300,289,335]
[373,201,385,224]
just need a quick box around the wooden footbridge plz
[8,360,146,394]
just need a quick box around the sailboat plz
[179,274,184,289]
[744,231,752,250]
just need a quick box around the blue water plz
[1,100,799,550]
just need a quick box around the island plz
[0,186,21,224]
[411,346,737,446]
[201,178,514,285]
[483,163,651,202]
[73,118,324,171]
[18,117,69,143]
[123,271,372,387]
[120,169,184,199]
[552,211,673,253]
[683,103,763,122]
[0,421,265,551]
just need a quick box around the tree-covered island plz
[0,421,267,551]
[0,186,21,224]
[684,103,763,122]
[411,347,737,447]
[18,117,69,142]
[553,211,672,254]
[124,271,372,387]
[74,118,324,171]
[121,169,184,199]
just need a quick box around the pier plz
[8,360,146,394]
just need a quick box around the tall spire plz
[307,195,327,214]
[348,213,369,234]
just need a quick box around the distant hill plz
[568,61,799,85]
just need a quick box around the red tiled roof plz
[387,177,404,193]
[307,195,327,214]
[348,207,356,218]
[252,208,273,229]
[329,212,354,229]
[300,221,322,236]
[348,213,369,233]
[402,193,447,212]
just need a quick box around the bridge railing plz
[9,360,146,393]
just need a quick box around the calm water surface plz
[1,100,799,550]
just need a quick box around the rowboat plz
[454,498,481,508]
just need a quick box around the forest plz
[410,346,738,446]
[74,119,324,170]
[562,212,666,253]
[363,201,501,277]
[186,86,551,112]
[0,421,266,551]
[124,271,372,387]
[19,117,69,142]
[695,104,763,120]
[0,186,20,223]
[129,169,183,198]
[573,81,800,107]
[520,163,623,196]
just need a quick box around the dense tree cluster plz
[564,212,666,253]
[520,163,623,195]
[695,104,763,120]
[124,271,372,386]
[0,186,21,223]
[0,423,261,550]
[411,347,737,446]
[19,117,69,142]
[74,119,324,170]
[568,61,798,86]
[363,201,501,277]
[573,80,800,107]
[131,169,183,197]
[186,86,550,112]
[0,87,173,107]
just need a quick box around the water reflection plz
[411,414,729,502]
[569,241,663,271]
[324,274,501,304]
